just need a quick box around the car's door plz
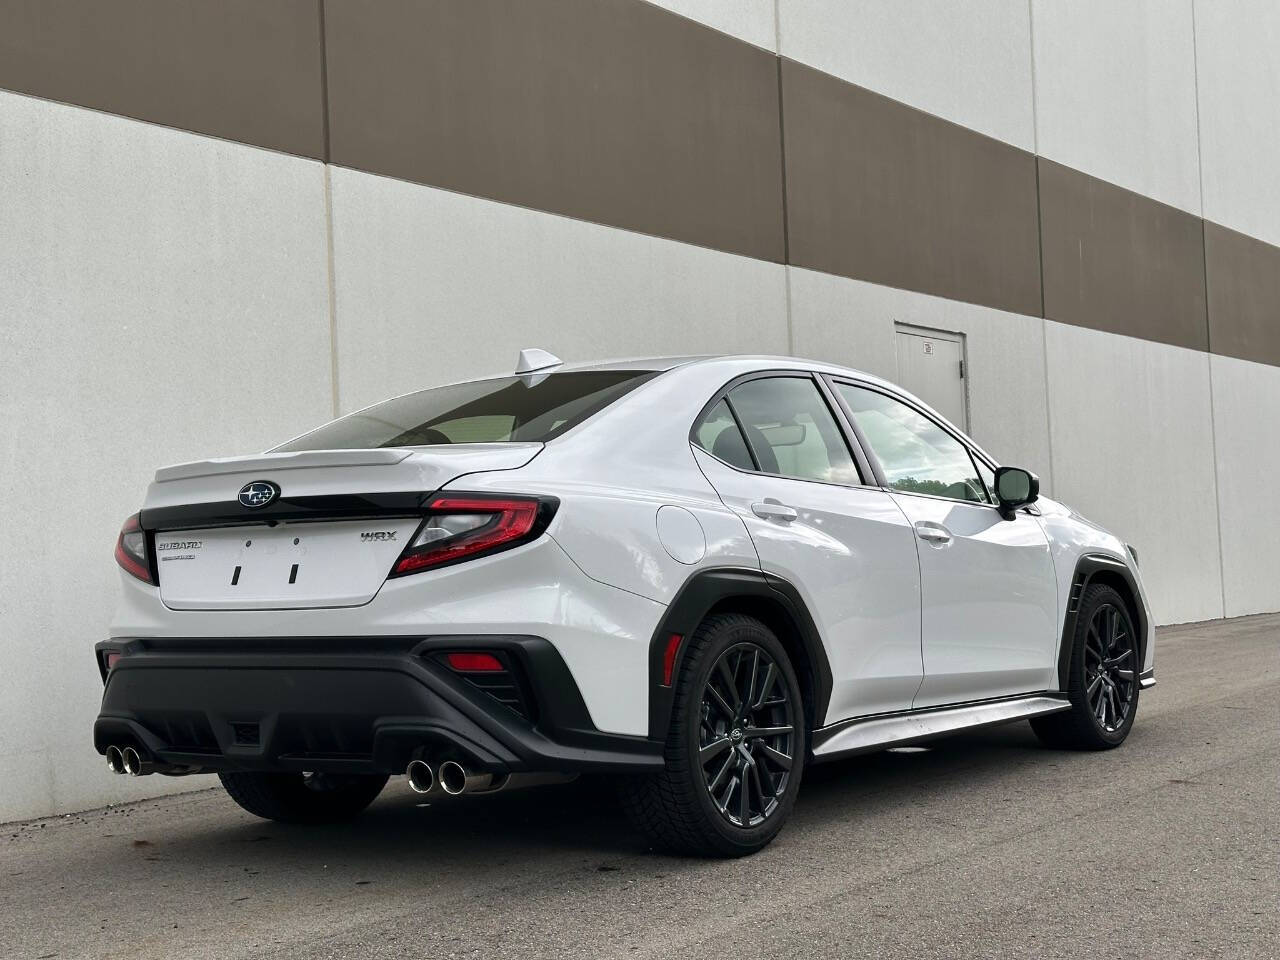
[690,373,923,723]
[829,379,1058,707]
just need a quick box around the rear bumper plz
[92,636,663,776]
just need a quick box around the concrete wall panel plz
[0,92,333,820]
[1044,321,1223,625]
[328,167,789,413]
[1032,0,1201,213]
[1194,0,1280,247]
[778,0,1035,150]
[1209,354,1280,618]
[788,268,1053,490]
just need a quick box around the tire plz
[1031,583,1141,750]
[619,613,807,857]
[218,771,388,823]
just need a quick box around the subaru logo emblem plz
[238,481,279,509]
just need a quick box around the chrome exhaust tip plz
[105,745,126,775]
[121,746,151,776]
[405,759,436,795]
[438,760,494,796]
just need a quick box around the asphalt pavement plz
[3,614,1277,960]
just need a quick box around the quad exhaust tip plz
[405,759,436,795]
[121,746,149,776]
[438,760,468,796]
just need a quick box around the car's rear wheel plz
[218,771,388,823]
[1031,583,1140,750]
[619,613,806,857]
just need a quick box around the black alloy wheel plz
[698,643,797,828]
[618,612,807,856]
[1031,582,1141,750]
[1084,601,1137,733]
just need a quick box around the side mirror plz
[993,466,1039,520]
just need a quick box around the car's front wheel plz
[1031,583,1140,750]
[620,613,806,857]
[219,771,389,823]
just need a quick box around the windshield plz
[274,370,659,451]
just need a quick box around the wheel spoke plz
[745,649,761,710]
[706,683,736,722]
[752,663,777,711]
[737,765,751,824]
[716,774,738,813]
[1087,674,1104,698]
[756,742,792,771]
[752,748,777,798]
[1114,668,1135,681]
[700,737,732,767]
[1105,649,1132,665]
[708,750,735,793]
[717,659,742,713]
[744,725,793,740]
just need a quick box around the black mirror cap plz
[994,466,1039,520]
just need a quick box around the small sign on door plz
[922,340,934,356]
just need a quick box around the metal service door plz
[895,326,968,430]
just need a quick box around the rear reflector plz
[445,652,505,672]
[662,633,683,686]
[104,651,123,670]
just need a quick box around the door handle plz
[914,521,952,545]
[752,499,798,522]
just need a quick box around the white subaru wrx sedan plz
[97,351,1154,856]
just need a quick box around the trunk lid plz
[143,444,541,610]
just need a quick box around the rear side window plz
[274,371,657,451]
[706,376,860,485]
[693,399,755,471]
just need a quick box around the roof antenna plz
[515,348,563,385]
[515,348,563,375]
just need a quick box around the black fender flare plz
[1056,553,1148,690]
[646,567,833,740]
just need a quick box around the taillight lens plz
[391,494,556,576]
[114,513,155,584]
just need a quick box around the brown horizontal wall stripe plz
[0,0,326,159]
[1205,222,1280,368]
[779,58,1043,318]
[323,0,786,263]
[1039,158,1208,352]
[2,0,1279,369]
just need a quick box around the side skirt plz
[810,694,1071,761]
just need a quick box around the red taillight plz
[114,513,155,584]
[662,633,683,686]
[445,652,505,672]
[391,494,553,576]
[104,651,123,670]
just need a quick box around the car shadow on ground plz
[95,722,1058,877]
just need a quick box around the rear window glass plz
[274,370,658,451]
